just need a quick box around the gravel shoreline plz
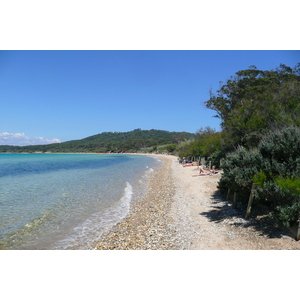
[96,154,300,250]
[96,156,179,250]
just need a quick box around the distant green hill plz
[0,129,196,153]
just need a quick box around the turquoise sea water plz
[0,153,162,250]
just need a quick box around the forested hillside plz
[0,129,195,153]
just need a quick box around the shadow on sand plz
[199,190,297,240]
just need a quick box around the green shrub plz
[275,177,300,196]
[271,200,300,227]
[268,177,300,226]
[219,146,264,198]
[219,127,300,227]
[253,170,267,187]
[258,126,300,177]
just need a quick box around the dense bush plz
[175,139,195,159]
[219,146,264,199]
[259,177,300,227]
[208,151,225,169]
[259,127,300,178]
[175,127,223,163]
[271,200,300,227]
[220,127,300,226]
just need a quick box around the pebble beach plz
[96,154,300,250]
[96,156,179,249]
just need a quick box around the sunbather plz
[210,166,218,174]
[199,167,210,175]
[198,165,219,175]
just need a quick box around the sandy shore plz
[96,154,300,250]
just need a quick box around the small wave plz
[53,182,134,250]
[153,157,162,162]
[119,182,133,216]
[148,168,154,173]
[144,165,154,173]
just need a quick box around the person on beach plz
[198,165,218,175]
[210,166,218,174]
[199,166,210,175]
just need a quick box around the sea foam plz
[53,182,133,250]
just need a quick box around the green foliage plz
[205,63,300,150]
[176,139,195,158]
[259,127,300,178]
[274,177,300,196]
[175,127,222,161]
[261,177,300,227]
[271,201,300,227]
[163,144,177,153]
[220,127,300,227]
[218,146,264,196]
[196,131,222,158]
[253,170,267,187]
[208,151,225,169]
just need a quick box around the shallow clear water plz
[0,153,162,249]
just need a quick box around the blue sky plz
[0,50,299,145]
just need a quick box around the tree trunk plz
[232,192,237,208]
[245,184,255,219]
[296,216,300,241]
